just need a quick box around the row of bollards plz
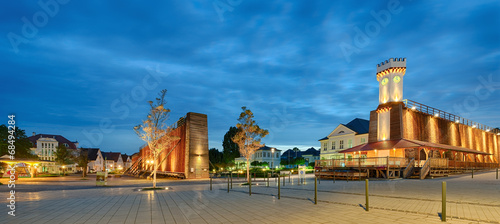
[214,171,479,223]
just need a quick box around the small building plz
[81,148,104,173]
[121,154,131,169]
[319,118,369,160]
[102,152,123,172]
[235,146,282,169]
[301,147,320,166]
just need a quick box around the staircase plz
[420,158,431,179]
[124,157,143,176]
[403,158,415,179]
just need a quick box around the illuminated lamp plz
[455,120,460,123]
[472,125,477,128]
[486,129,490,132]
[411,106,416,110]
[434,113,439,117]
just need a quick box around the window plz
[361,138,366,144]
[323,143,327,151]
[332,141,336,150]
[340,140,344,149]
[338,131,344,134]
[348,139,352,148]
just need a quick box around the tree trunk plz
[246,158,250,183]
[153,160,157,188]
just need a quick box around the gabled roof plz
[121,154,129,162]
[302,147,320,156]
[344,118,369,134]
[281,149,302,158]
[257,146,281,151]
[102,152,122,162]
[81,148,101,161]
[319,118,369,141]
[28,134,77,149]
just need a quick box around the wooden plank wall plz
[403,108,499,161]
[186,112,210,179]
[368,110,378,143]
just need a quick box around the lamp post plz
[271,148,275,177]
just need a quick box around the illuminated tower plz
[376,58,406,104]
[369,58,406,142]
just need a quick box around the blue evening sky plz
[1,0,499,155]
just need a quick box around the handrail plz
[403,158,415,178]
[420,158,431,179]
[403,99,500,134]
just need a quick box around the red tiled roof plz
[338,138,490,155]
[28,134,77,149]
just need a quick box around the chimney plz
[32,132,36,136]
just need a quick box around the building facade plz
[319,118,369,160]
[28,133,79,173]
[235,146,282,169]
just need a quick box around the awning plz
[338,138,491,155]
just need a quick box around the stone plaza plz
[2,171,500,224]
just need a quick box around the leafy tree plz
[208,148,223,170]
[222,126,240,163]
[0,125,38,159]
[134,89,180,188]
[231,107,269,182]
[292,147,300,157]
[76,149,89,177]
[55,144,72,175]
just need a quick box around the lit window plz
[332,141,336,150]
[348,139,353,148]
[361,138,366,144]
[340,140,344,149]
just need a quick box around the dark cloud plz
[1,0,499,154]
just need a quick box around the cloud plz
[1,0,499,154]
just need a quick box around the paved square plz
[2,171,499,223]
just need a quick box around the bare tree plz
[134,89,179,188]
[232,106,269,182]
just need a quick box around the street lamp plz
[271,148,275,177]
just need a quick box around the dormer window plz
[338,131,344,134]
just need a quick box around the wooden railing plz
[403,99,500,134]
[420,158,431,179]
[315,157,407,169]
[403,158,415,179]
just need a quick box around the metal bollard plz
[314,177,317,205]
[278,176,281,199]
[230,172,233,189]
[283,175,285,186]
[318,176,320,184]
[210,177,212,191]
[249,177,252,196]
[472,167,474,179]
[333,172,336,183]
[497,168,498,180]
[442,181,446,222]
[365,179,369,211]
[227,176,229,193]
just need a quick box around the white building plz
[28,133,79,173]
[82,148,104,173]
[235,146,281,169]
[102,152,123,172]
[319,118,369,160]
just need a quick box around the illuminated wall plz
[377,108,391,141]
[138,112,209,178]
[403,108,500,162]
[376,58,406,104]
